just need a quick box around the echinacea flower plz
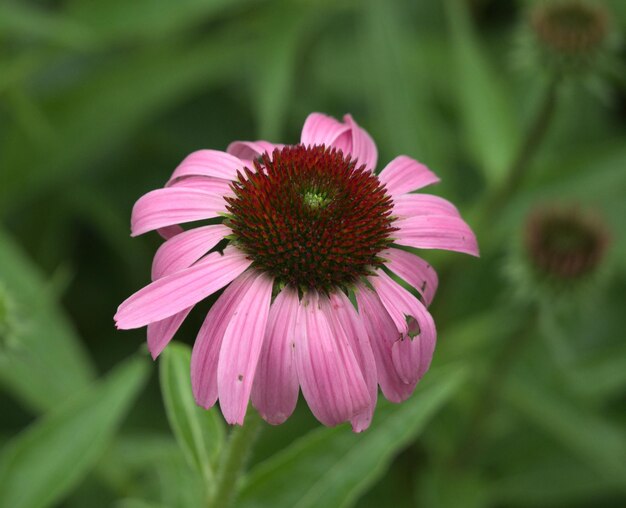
[115,113,478,431]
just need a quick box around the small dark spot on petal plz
[237,374,243,382]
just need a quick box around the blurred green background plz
[1,0,625,507]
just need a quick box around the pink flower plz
[115,113,478,431]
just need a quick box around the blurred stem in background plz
[477,74,562,231]
[487,74,561,216]
[210,411,263,508]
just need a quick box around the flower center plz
[225,145,397,293]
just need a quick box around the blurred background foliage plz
[0,0,625,507]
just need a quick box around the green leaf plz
[0,228,95,412]
[504,373,626,486]
[238,365,467,508]
[0,33,248,215]
[361,0,451,173]
[0,355,150,508]
[160,342,225,490]
[65,0,257,46]
[445,0,518,186]
[0,1,93,49]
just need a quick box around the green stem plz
[486,75,561,217]
[209,412,263,508]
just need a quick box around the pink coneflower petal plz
[251,286,300,425]
[151,224,231,280]
[147,307,192,360]
[295,292,370,427]
[218,271,274,425]
[130,188,227,237]
[166,175,234,197]
[226,140,284,161]
[326,292,377,432]
[341,114,378,171]
[394,215,480,256]
[356,285,417,403]
[392,194,460,219]
[369,271,436,384]
[168,149,242,182]
[301,112,350,148]
[114,246,251,329]
[382,248,438,306]
[191,270,258,409]
[378,156,440,197]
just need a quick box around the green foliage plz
[0,355,149,508]
[0,229,94,412]
[159,342,225,493]
[239,366,466,508]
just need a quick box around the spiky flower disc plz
[225,145,396,293]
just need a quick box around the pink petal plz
[226,141,283,161]
[300,112,350,148]
[251,286,300,425]
[167,175,234,197]
[342,114,378,171]
[157,225,183,240]
[169,149,242,182]
[147,307,192,360]
[355,285,417,403]
[130,187,227,237]
[326,292,378,432]
[392,194,460,219]
[378,156,440,197]
[295,292,370,427]
[191,270,258,409]
[114,246,251,329]
[151,224,231,280]
[394,215,480,256]
[217,271,274,425]
[381,248,438,306]
[369,271,436,383]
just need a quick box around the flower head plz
[115,113,478,431]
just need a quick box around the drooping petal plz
[217,271,274,425]
[342,114,378,171]
[394,215,480,256]
[227,140,283,161]
[295,292,370,427]
[381,248,438,306]
[157,225,183,240]
[326,292,377,432]
[392,194,460,219]
[151,224,231,280]
[300,112,350,148]
[167,175,234,197]
[251,286,300,425]
[147,307,192,360]
[130,187,226,237]
[369,271,436,383]
[378,156,440,197]
[191,270,257,409]
[114,246,251,329]
[168,149,242,182]
[355,285,417,403]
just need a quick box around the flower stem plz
[487,75,561,216]
[209,412,263,508]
